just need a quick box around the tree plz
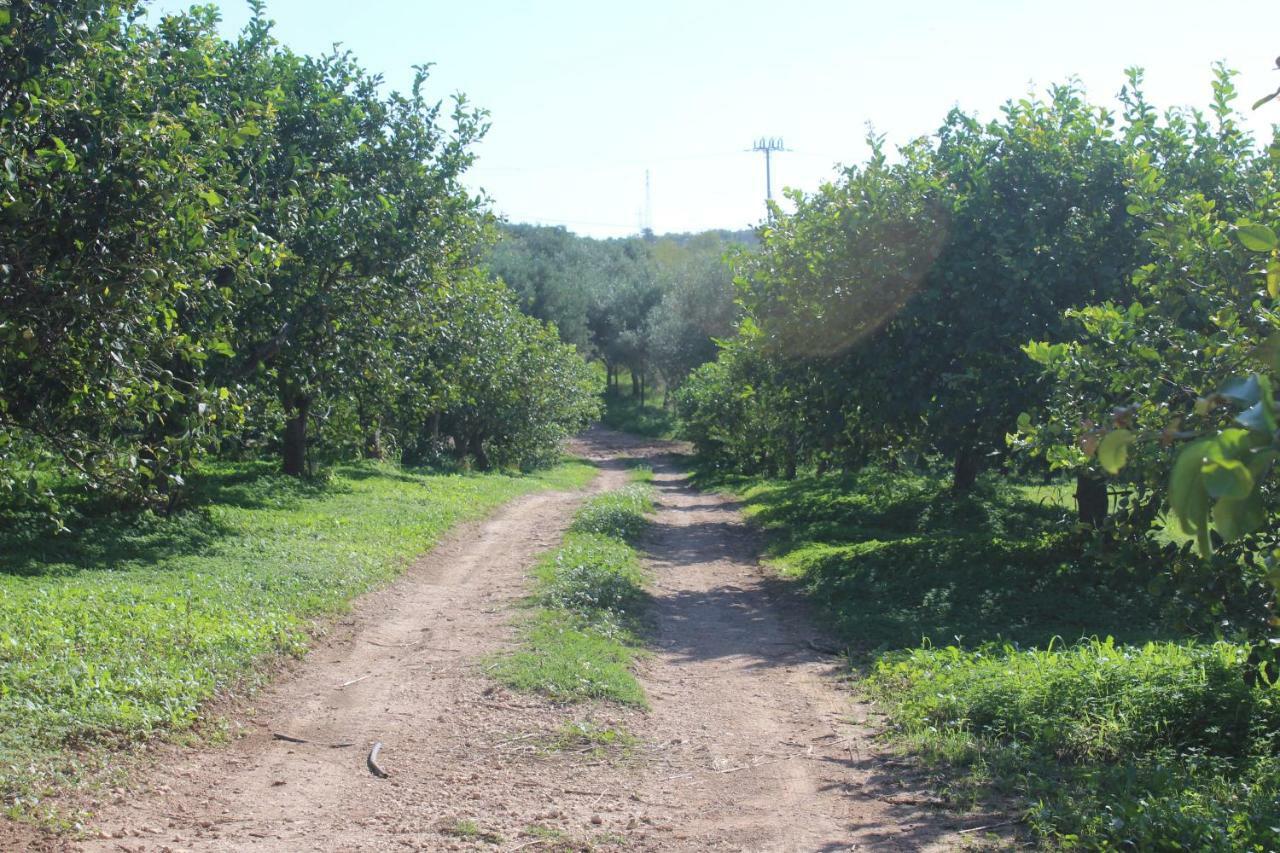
[0,2,269,514]
[222,11,488,474]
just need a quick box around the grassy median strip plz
[494,479,653,707]
[0,458,595,816]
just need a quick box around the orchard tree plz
[224,10,489,474]
[0,2,270,513]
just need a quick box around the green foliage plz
[0,456,595,809]
[487,225,744,403]
[715,459,1280,849]
[0,2,601,521]
[494,485,653,706]
[1016,66,1280,644]
[868,640,1280,850]
[494,611,648,707]
[685,82,1140,484]
[397,273,603,471]
[1,2,270,511]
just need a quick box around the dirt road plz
[69,429,968,852]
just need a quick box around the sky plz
[151,0,1280,238]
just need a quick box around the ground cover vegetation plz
[682,66,1280,848]
[494,478,653,707]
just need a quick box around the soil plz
[14,428,1001,852]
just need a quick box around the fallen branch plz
[272,732,357,749]
[336,674,373,689]
[367,741,389,778]
[365,639,421,648]
[272,732,309,744]
[958,818,1020,835]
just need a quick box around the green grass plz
[493,480,652,707]
[696,462,1280,850]
[568,483,653,541]
[599,393,678,439]
[702,466,1171,652]
[0,457,595,814]
[868,640,1280,849]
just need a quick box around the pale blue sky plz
[153,1,1280,237]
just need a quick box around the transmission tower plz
[751,137,787,219]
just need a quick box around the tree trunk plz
[365,417,384,460]
[282,395,310,476]
[952,445,980,492]
[631,371,640,399]
[469,433,490,470]
[1076,471,1109,526]
[639,373,645,407]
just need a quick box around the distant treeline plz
[487,224,750,405]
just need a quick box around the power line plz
[750,137,788,219]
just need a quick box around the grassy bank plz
[0,458,595,816]
[494,478,653,706]
[697,464,1280,850]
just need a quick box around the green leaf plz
[1220,375,1262,406]
[1201,457,1252,500]
[0,10,9,27]
[1235,402,1275,433]
[1213,490,1266,541]
[198,189,223,208]
[1097,429,1135,474]
[1169,438,1213,556]
[1237,222,1278,252]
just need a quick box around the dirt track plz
[61,428,971,852]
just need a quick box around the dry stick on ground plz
[272,732,309,744]
[272,733,357,748]
[365,640,421,648]
[958,818,1021,835]
[336,674,373,689]
[367,741,389,778]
